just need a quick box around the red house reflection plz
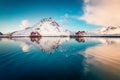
[75,37,85,43]
[30,37,41,44]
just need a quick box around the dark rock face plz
[0,32,3,35]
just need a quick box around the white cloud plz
[20,20,29,27]
[58,14,69,24]
[58,19,68,23]
[62,13,77,19]
[64,13,69,18]
[80,0,120,26]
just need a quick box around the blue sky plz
[0,0,100,33]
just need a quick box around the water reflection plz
[84,38,120,80]
[20,43,30,52]
[0,37,86,80]
[30,37,41,44]
[12,37,86,53]
[0,37,120,80]
[12,37,70,53]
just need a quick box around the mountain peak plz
[32,17,60,28]
[41,17,55,23]
[12,18,70,37]
[97,26,120,35]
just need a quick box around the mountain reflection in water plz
[12,37,85,53]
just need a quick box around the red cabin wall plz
[30,32,41,37]
[75,31,85,36]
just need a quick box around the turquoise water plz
[0,37,120,80]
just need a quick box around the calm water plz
[0,37,120,80]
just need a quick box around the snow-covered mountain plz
[97,26,120,35]
[12,18,70,36]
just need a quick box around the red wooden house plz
[30,32,41,37]
[75,31,85,36]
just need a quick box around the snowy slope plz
[12,18,70,36]
[97,26,120,35]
